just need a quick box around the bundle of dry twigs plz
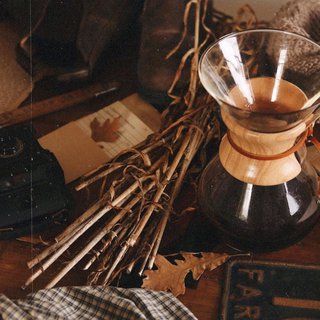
[23,1,265,290]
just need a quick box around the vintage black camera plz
[0,124,71,239]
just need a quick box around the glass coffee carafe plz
[198,29,320,252]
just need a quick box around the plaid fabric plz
[0,286,197,320]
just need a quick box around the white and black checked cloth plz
[0,286,197,320]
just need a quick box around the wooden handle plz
[0,81,120,127]
[219,110,307,185]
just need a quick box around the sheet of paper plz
[39,95,160,183]
[39,122,109,183]
[75,100,154,159]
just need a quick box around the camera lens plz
[0,135,24,158]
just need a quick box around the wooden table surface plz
[1,197,320,320]
[1,24,320,320]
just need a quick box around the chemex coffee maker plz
[198,29,320,251]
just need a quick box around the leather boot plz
[137,0,212,110]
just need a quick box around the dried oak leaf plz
[142,252,230,296]
[90,116,121,143]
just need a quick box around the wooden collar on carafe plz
[219,109,310,185]
[226,128,308,160]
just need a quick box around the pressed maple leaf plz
[142,252,230,296]
[90,116,121,143]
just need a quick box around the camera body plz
[0,124,71,239]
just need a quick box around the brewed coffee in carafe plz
[198,29,320,251]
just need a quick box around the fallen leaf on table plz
[16,235,49,246]
[142,252,230,296]
[90,116,121,143]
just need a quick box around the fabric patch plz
[221,259,320,320]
